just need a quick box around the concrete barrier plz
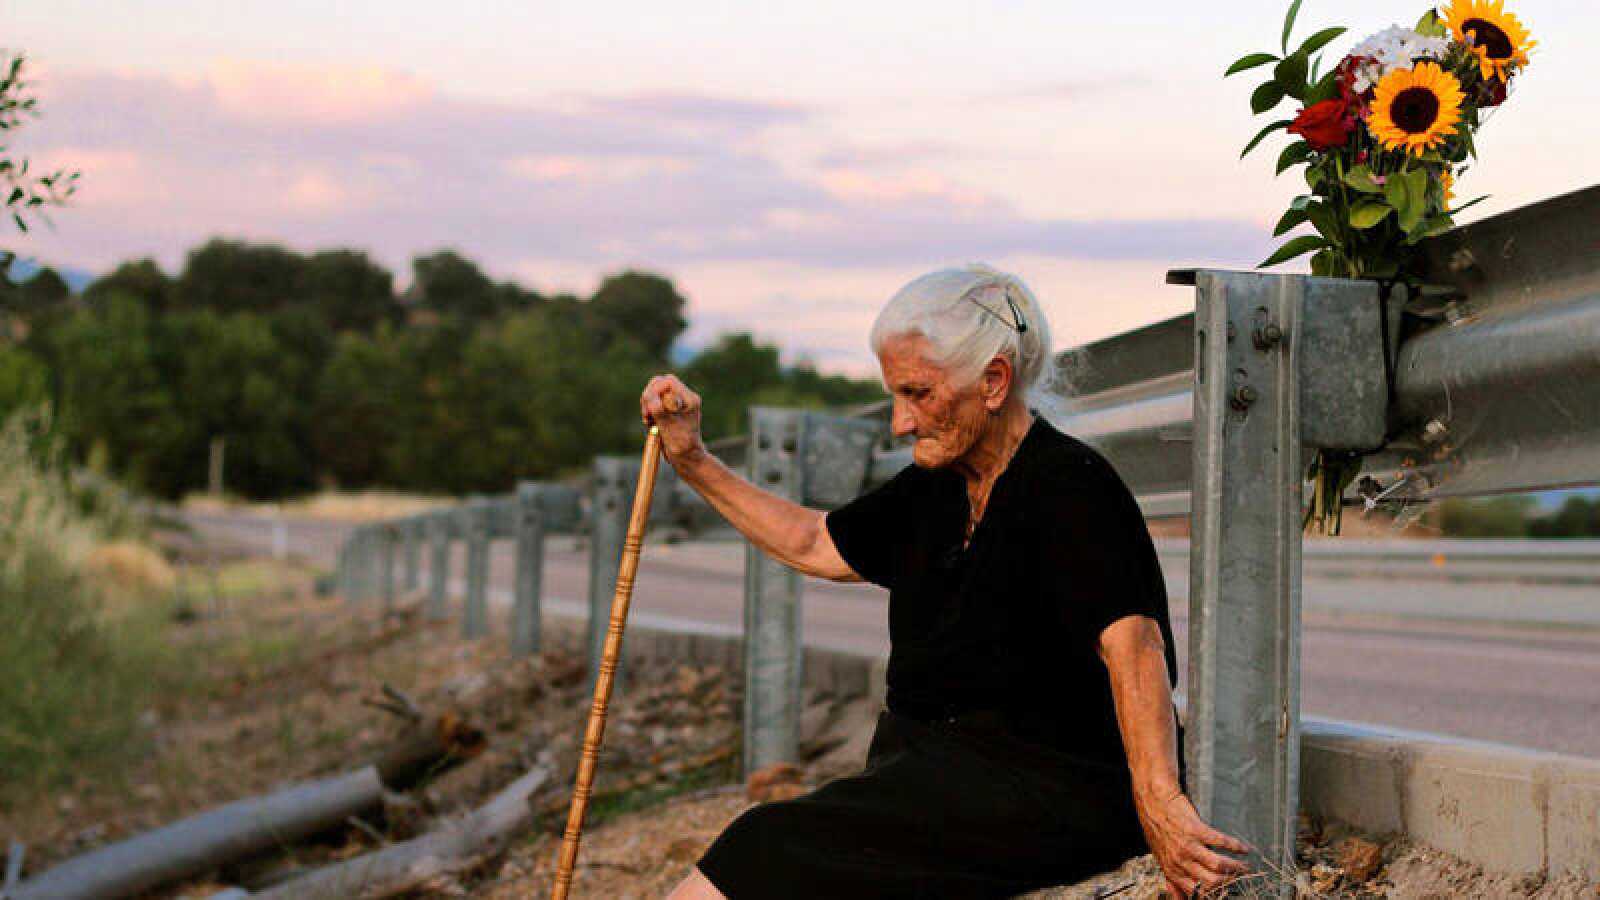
[1301,717,1600,881]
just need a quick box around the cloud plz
[205,60,435,125]
[15,62,1274,369]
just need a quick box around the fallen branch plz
[11,714,484,900]
[252,765,552,900]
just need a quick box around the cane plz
[550,422,665,900]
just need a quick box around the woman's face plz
[877,333,988,469]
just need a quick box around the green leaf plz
[1349,201,1392,229]
[1343,166,1382,193]
[1461,127,1478,160]
[1226,52,1279,76]
[1306,201,1340,240]
[1383,169,1429,232]
[1406,214,1456,244]
[1304,70,1339,104]
[1415,9,1447,38]
[1275,141,1312,175]
[1310,249,1335,276]
[1298,26,1347,58]
[1259,234,1327,268]
[1448,194,1490,216]
[1305,165,1325,190]
[1240,119,1292,158]
[1251,81,1286,114]
[1274,54,1309,100]
[1273,207,1310,236]
[1281,0,1305,54]
[1290,194,1315,211]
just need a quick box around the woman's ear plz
[982,355,1014,412]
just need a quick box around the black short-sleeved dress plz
[698,414,1182,899]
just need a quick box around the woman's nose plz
[891,402,917,438]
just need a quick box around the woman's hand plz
[640,374,708,465]
[1135,786,1251,898]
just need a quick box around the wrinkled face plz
[877,333,989,469]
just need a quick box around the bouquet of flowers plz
[1228,0,1534,534]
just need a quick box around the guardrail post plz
[742,407,807,776]
[1186,271,1308,881]
[402,517,421,591]
[587,457,635,681]
[426,512,450,622]
[512,482,546,657]
[463,499,490,639]
[336,540,353,604]
[380,523,397,616]
[352,525,372,602]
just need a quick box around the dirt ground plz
[7,549,1595,899]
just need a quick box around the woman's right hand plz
[640,374,707,465]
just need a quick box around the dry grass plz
[84,540,177,595]
[180,490,450,522]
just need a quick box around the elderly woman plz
[639,265,1247,900]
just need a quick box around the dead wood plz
[252,765,551,900]
[10,713,485,900]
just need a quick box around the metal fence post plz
[352,528,374,605]
[587,457,635,679]
[402,517,421,591]
[1186,271,1307,880]
[426,512,451,622]
[742,407,807,776]
[463,499,490,639]
[380,523,397,616]
[336,540,353,604]
[512,482,546,657]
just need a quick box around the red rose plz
[1288,98,1354,151]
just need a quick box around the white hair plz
[869,263,1058,410]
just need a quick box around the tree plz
[681,333,785,439]
[0,343,47,415]
[84,259,173,311]
[157,310,313,498]
[312,327,415,488]
[175,238,305,314]
[302,249,400,332]
[412,249,499,321]
[1530,495,1600,538]
[15,266,69,313]
[1,52,78,237]
[38,297,185,493]
[587,271,687,361]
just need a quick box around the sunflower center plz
[1391,87,1441,134]
[1462,19,1514,58]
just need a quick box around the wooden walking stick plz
[550,422,665,900]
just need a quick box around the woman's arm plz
[1099,615,1250,899]
[639,374,862,582]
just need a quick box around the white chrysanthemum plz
[1349,25,1452,92]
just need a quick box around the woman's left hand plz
[1135,786,1251,898]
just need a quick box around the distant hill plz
[8,257,96,292]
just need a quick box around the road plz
[187,512,1600,759]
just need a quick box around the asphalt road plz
[186,512,1600,759]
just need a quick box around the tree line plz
[0,239,884,499]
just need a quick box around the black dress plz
[698,414,1182,899]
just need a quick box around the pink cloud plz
[205,60,434,126]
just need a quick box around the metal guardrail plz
[332,184,1600,881]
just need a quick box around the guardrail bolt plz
[1252,322,1283,350]
[1230,384,1258,410]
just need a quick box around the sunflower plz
[1443,0,1536,81]
[1368,62,1466,156]
[1439,169,1456,208]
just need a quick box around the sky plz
[8,0,1595,375]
